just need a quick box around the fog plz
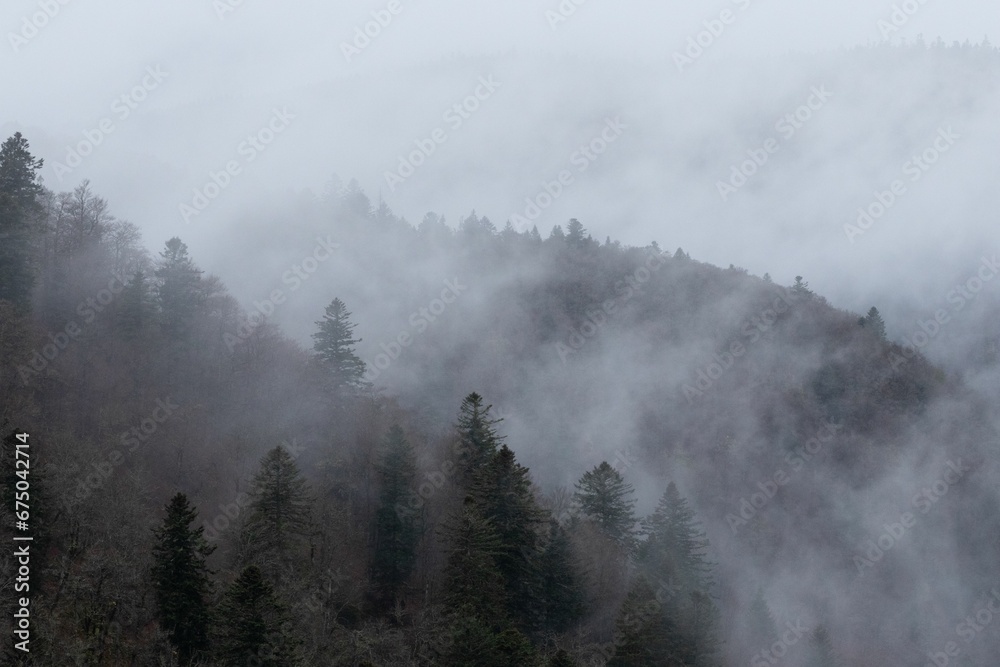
[5,1,1000,664]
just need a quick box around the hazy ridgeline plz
[2,39,1000,667]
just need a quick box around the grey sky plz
[3,0,999,345]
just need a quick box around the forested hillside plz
[2,124,999,667]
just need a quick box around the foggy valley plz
[2,2,1000,665]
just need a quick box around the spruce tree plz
[439,498,507,621]
[370,425,420,610]
[215,565,298,666]
[637,483,719,665]
[745,587,778,654]
[469,444,547,630]
[859,306,887,340]
[243,446,314,570]
[0,132,44,310]
[155,237,204,338]
[150,493,215,665]
[638,483,713,593]
[566,219,587,248]
[573,462,637,549]
[454,392,503,485]
[312,297,367,392]
[792,275,813,298]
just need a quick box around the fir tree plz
[150,493,215,665]
[215,565,298,666]
[858,306,887,340]
[243,446,314,571]
[370,425,420,610]
[745,587,778,653]
[638,483,713,593]
[573,462,637,549]
[566,219,587,248]
[792,275,813,298]
[454,392,504,485]
[469,444,547,630]
[155,237,204,338]
[0,132,44,310]
[439,498,507,621]
[638,483,719,664]
[312,297,367,392]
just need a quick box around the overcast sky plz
[3,0,999,343]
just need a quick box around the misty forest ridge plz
[3,6,1000,666]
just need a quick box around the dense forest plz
[1,102,999,667]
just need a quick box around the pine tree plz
[637,483,719,665]
[566,219,587,248]
[155,237,204,338]
[745,587,778,654]
[573,462,637,549]
[858,306,887,340]
[469,444,547,630]
[454,392,503,486]
[0,133,44,310]
[537,519,585,634]
[312,297,367,392]
[150,493,215,665]
[638,483,713,593]
[243,446,314,571]
[370,425,420,610]
[439,498,507,621]
[792,275,813,298]
[215,565,298,666]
